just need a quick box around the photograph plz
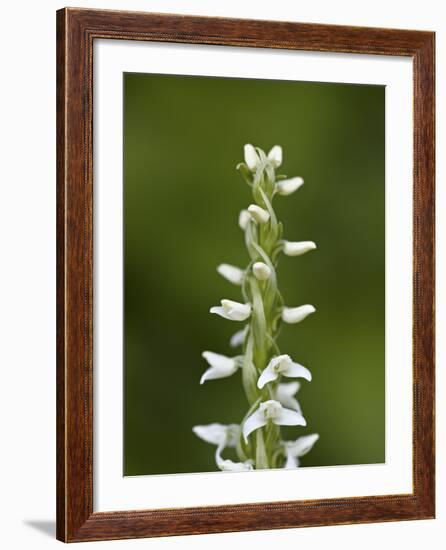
[123,73,385,476]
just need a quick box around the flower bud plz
[276,177,304,196]
[283,241,316,257]
[248,204,270,224]
[217,263,244,285]
[252,261,271,281]
[268,145,282,167]
[238,209,251,230]
[244,144,260,171]
[282,305,316,324]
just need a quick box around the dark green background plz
[124,73,385,476]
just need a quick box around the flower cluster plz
[193,144,319,471]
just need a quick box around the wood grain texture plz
[56,7,435,542]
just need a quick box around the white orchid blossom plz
[283,240,317,257]
[193,423,253,472]
[282,304,316,324]
[276,382,302,413]
[229,325,249,348]
[252,261,271,281]
[276,176,304,196]
[238,209,251,230]
[210,299,251,321]
[192,423,240,447]
[248,204,270,224]
[200,351,240,384]
[243,400,306,442]
[244,143,260,171]
[217,263,244,285]
[267,145,282,167]
[283,434,320,469]
[257,354,311,389]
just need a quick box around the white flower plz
[217,263,244,285]
[229,325,248,348]
[282,304,316,324]
[193,423,253,472]
[283,434,319,468]
[276,177,304,196]
[257,354,311,389]
[239,209,251,230]
[242,400,306,442]
[244,143,260,171]
[200,351,240,384]
[252,261,271,281]
[268,145,282,167]
[248,204,270,224]
[193,423,241,447]
[276,382,302,413]
[210,299,251,321]
[283,241,317,257]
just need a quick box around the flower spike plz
[197,144,319,471]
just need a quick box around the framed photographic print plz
[56,7,435,542]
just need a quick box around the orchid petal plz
[248,204,270,224]
[276,177,304,196]
[210,300,251,321]
[257,365,278,389]
[239,209,251,230]
[215,445,253,471]
[286,434,320,458]
[268,145,282,167]
[244,144,260,171]
[274,407,306,428]
[229,326,248,348]
[276,382,302,413]
[200,351,238,384]
[242,409,267,442]
[192,423,228,446]
[284,451,300,469]
[282,305,316,324]
[283,241,316,257]
[283,361,312,382]
[217,263,244,285]
[252,262,271,281]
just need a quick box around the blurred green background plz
[123,73,385,476]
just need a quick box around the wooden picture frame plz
[56,7,435,542]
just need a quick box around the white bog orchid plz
[276,176,304,196]
[267,145,282,167]
[243,400,306,442]
[238,209,251,231]
[229,325,249,348]
[276,382,302,413]
[192,423,240,447]
[244,144,260,171]
[282,304,316,324]
[217,263,244,285]
[283,434,320,469]
[200,351,240,384]
[210,299,251,321]
[257,354,311,389]
[283,240,317,257]
[252,261,271,281]
[248,204,270,224]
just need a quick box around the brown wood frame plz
[56,7,435,542]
